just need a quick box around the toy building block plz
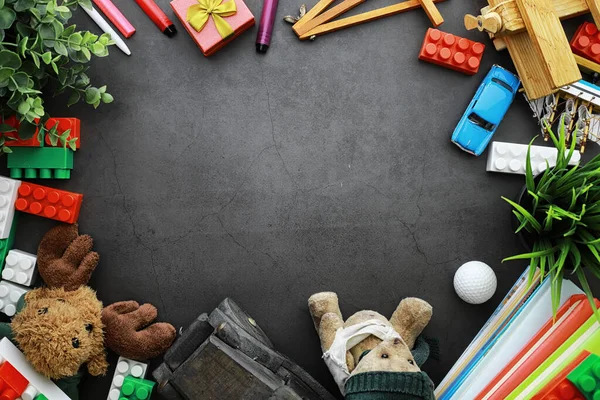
[568,354,600,399]
[0,338,69,400]
[2,250,36,287]
[0,360,30,400]
[533,351,590,400]
[0,281,28,317]
[119,376,155,400]
[44,118,80,149]
[3,116,41,148]
[15,183,83,225]
[7,147,73,179]
[0,217,18,275]
[486,141,581,175]
[107,357,148,400]
[418,28,485,75]
[0,177,21,240]
[571,22,600,65]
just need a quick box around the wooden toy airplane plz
[290,0,446,40]
[463,0,600,99]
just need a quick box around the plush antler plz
[37,224,99,291]
[102,301,176,361]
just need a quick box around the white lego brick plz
[2,250,36,287]
[0,280,29,317]
[0,177,20,240]
[21,384,41,400]
[486,142,581,175]
[0,338,69,400]
[107,356,148,400]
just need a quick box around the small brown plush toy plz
[0,224,176,400]
[308,292,436,400]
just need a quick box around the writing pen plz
[256,0,279,53]
[134,0,177,37]
[81,5,132,56]
[92,0,136,38]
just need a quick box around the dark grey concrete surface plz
[0,0,597,398]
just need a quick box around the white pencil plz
[81,5,131,56]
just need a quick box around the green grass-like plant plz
[503,120,600,319]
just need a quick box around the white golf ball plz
[454,261,497,304]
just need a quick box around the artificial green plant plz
[0,0,114,152]
[503,119,600,319]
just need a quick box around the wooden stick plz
[299,0,445,39]
[585,0,600,27]
[294,0,366,37]
[574,53,600,75]
[418,0,443,26]
[292,0,335,33]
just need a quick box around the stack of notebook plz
[436,267,600,400]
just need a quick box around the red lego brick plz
[2,116,41,147]
[0,361,29,400]
[45,118,80,149]
[533,351,590,400]
[418,28,485,75]
[571,22,600,64]
[14,182,83,224]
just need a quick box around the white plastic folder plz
[448,278,583,400]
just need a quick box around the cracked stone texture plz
[0,0,598,399]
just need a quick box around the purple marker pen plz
[256,0,279,53]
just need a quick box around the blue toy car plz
[451,65,520,156]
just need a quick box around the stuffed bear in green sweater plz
[0,224,177,400]
[308,292,436,400]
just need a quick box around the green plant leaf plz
[81,47,90,61]
[68,139,76,151]
[526,136,536,193]
[50,61,58,75]
[2,146,11,154]
[503,246,558,262]
[0,8,15,29]
[84,86,100,104]
[17,120,36,139]
[502,196,543,233]
[101,92,113,103]
[576,268,600,321]
[41,52,52,64]
[55,5,69,12]
[79,0,92,8]
[0,0,6,8]
[0,50,20,69]
[17,100,30,115]
[68,32,82,50]
[31,52,39,69]
[0,124,16,133]
[66,90,80,106]
[14,0,34,11]
[54,41,67,56]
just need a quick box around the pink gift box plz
[171,0,254,56]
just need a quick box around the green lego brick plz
[119,376,155,400]
[7,147,73,179]
[0,213,18,275]
[35,394,49,400]
[567,353,600,400]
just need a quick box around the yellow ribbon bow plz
[187,0,237,39]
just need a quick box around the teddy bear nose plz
[72,338,80,348]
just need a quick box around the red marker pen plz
[134,0,177,37]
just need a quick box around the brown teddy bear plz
[308,292,436,400]
[0,224,177,400]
